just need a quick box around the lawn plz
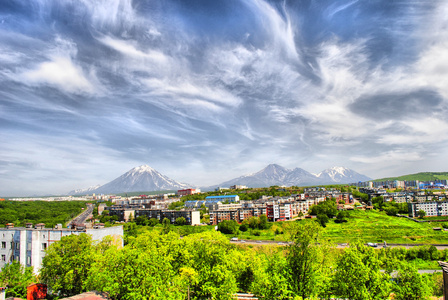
[321,209,448,244]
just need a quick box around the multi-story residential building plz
[209,210,239,225]
[0,223,123,273]
[266,202,292,221]
[408,201,448,218]
[229,185,248,190]
[177,189,201,196]
[205,195,240,203]
[128,209,200,225]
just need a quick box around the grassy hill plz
[373,172,448,182]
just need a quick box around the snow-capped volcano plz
[316,166,371,183]
[68,184,101,195]
[70,165,189,195]
[213,164,370,188]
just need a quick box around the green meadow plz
[321,209,448,244]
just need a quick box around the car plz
[230,237,238,241]
[240,240,245,243]
[367,242,378,247]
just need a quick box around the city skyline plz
[1,0,448,196]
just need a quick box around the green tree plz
[309,199,337,218]
[391,263,432,300]
[175,217,187,226]
[86,231,185,300]
[217,220,239,234]
[40,234,95,297]
[331,241,391,300]
[0,261,36,298]
[162,217,171,234]
[248,217,259,229]
[258,214,269,229]
[252,251,291,299]
[316,214,329,227]
[135,215,149,226]
[335,211,348,223]
[384,205,399,216]
[286,221,329,299]
[148,217,159,227]
[418,210,426,219]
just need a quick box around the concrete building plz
[266,202,292,221]
[131,209,201,225]
[0,223,123,273]
[408,201,448,218]
[205,195,240,203]
[177,189,201,196]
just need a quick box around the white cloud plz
[351,150,423,164]
[21,56,95,94]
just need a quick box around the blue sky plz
[1,0,448,196]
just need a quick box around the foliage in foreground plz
[0,261,36,298]
[38,220,439,300]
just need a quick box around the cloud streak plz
[1,0,448,195]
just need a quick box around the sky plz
[1,0,448,196]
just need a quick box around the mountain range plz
[212,164,371,189]
[69,164,371,195]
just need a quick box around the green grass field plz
[321,209,448,244]
[127,209,448,245]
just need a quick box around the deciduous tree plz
[0,261,36,299]
[40,234,95,297]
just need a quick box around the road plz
[67,203,94,227]
[230,240,448,250]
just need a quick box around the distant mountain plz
[373,172,448,182]
[316,166,371,183]
[214,164,371,188]
[68,184,101,195]
[69,165,189,195]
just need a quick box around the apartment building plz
[408,201,448,218]
[132,209,201,225]
[177,189,201,196]
[205,195,240,203]
[209,210,239,225]
[0,223,123,273]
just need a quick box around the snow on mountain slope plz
[70,165,189,194]
[214,165,371,188]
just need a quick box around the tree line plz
[0,200,89,228]
[2,220,442,300]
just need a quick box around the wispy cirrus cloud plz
[1,0,448,195]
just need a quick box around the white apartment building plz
[0,223,123,273]
[408,201,448,218]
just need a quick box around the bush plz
[316,214,329,227]
[217,220,239,234]
[175,217,187,226]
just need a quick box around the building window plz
[42,243,47,250]
[1,242,5,249]
[27,243,31,251]
[27,256,31,265]
[15,243,19,250]
[1,255,5,261]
